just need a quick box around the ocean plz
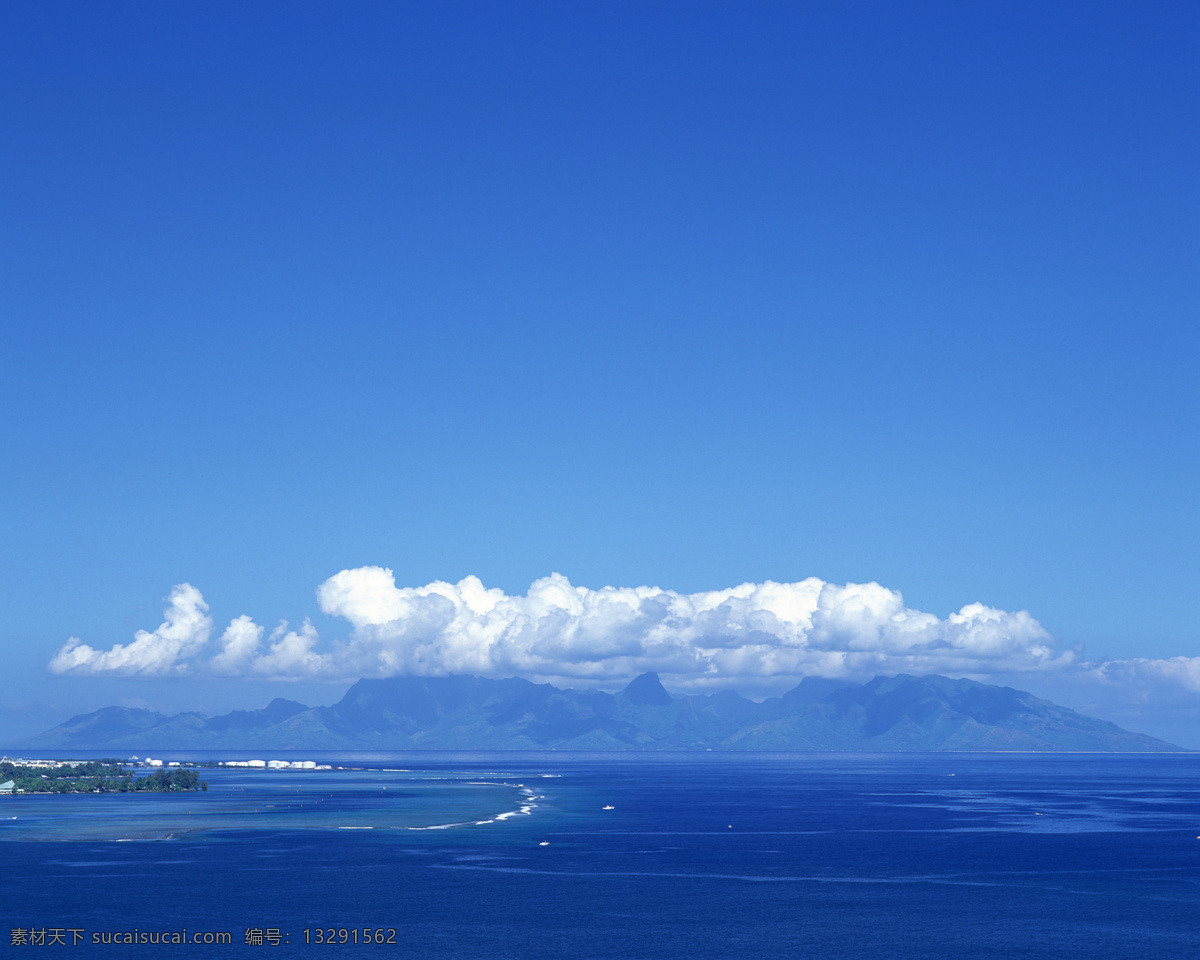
[1,752,1197,958]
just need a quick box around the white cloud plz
[251,620,325,678]
[306,569,1068,687]
[1082,656,1200,693]
[47,569,1073,688]
[58,570,1200,708]
[48,583,213,677]
[209,615,264,675]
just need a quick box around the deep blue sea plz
[2,752,1198,958]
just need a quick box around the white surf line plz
[408,779,545,831]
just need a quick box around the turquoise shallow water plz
[2,752,1198,958]
[0,766,541,840]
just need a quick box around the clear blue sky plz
[2,2,1197,741]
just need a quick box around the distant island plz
[16,673,1184,753]
[0,758,208,794]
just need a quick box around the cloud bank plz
[50,568,1084,689]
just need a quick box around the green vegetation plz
[0,760,207,794]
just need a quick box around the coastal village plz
[0,756,333,794]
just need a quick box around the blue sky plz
[2,2,1197,743]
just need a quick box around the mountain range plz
[17,673,1184,752]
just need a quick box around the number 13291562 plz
[304,928,397,944]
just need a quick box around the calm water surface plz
[1,752,1197,958]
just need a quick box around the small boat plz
[538,841,550,846]
[602,805,615,810]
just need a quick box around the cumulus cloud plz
[48,583,213,677]
[297,568,1069,687]
[47,569,1076,688]
[209,615,264,675]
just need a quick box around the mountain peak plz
[619,672,673,707]
[17,672,1182,752]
